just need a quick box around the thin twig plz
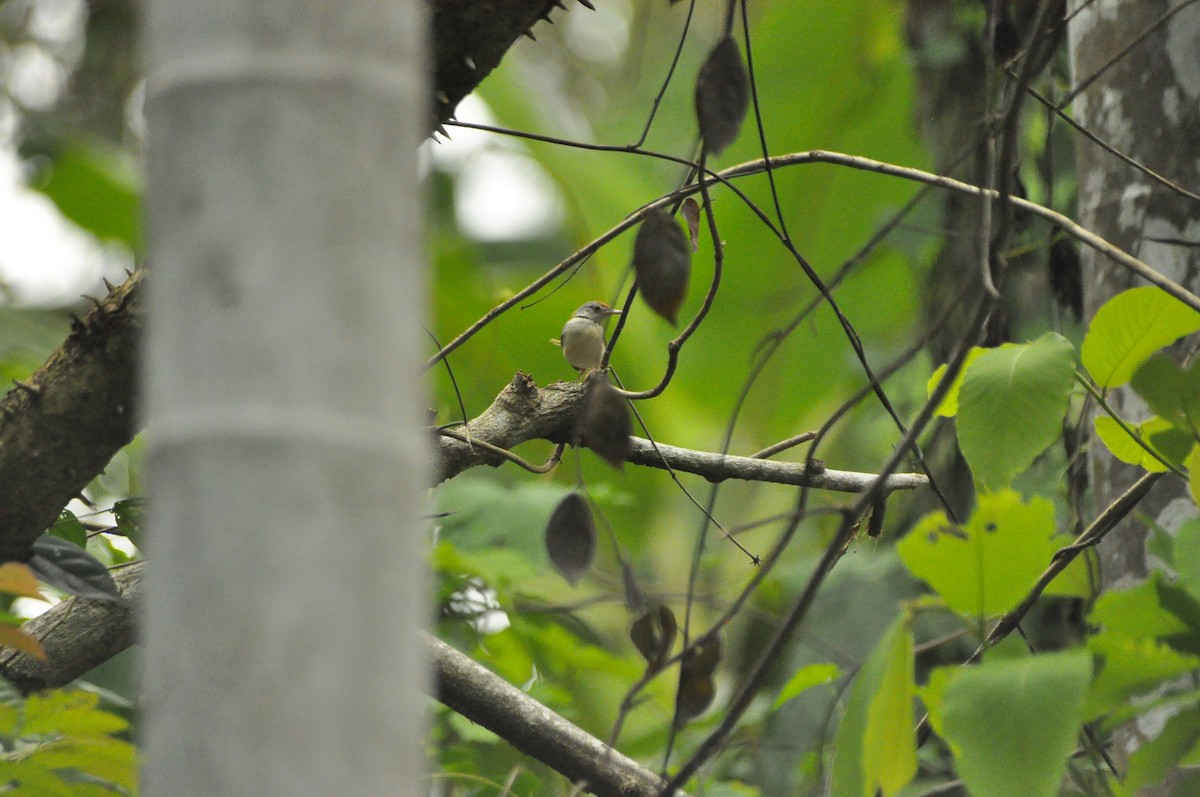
[660,298,994,794]
[437,428,564,474]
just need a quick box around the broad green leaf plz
[1177,518,1200,602]
[1094,414,1178,472]
[941,651,1091,797]
[773,662,840,710]
[1158,579,1200,656]
[21,690,128,738]
[926,348,986,417]
[917,666,956,745]
[1189,445,1200,506]
[1148,426,1197,469]
[1082,286,1200,388]
[0,703,19,736]
[831,618,916,797]
[862,625,917,797]
[1085,633,1200,720]
[35,139,141,250]
[897,491,1058,618]
[1132,354,1200,435]
[956,333,1075,487]
[1089,573,1200,658]
[1090,573,1192,639]
[34,737,138,791]
[1118,709,1200,797]
[111,498,145,546]
[48,510,88,549]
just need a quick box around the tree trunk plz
[1069,0,1200,789]
[140,0,428,792]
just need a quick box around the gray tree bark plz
[141,0,428,793]
[1069,0,1200,789]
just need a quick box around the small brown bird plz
[559,301,621,373]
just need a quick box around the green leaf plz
[48,511,87,549]
[1131,354,1200,435]
[35,139,142,250]
[1177,518,1200,602]
[1088,573,1200,658]
[1090,573,1192,639]
[862,625,917,797]
[773,662,841,710]
[926,348,986,417]
[20,690,128,738]
[897,491,1058,618]
[917,666,956,745]
[1189,445,1200,507]
[1085,632,1200,720]
[1118,709,1200,797]
[35,737,138,791]
[941,651,1091,797]
[111,498,145,546]
[956,333,1075,487]
[831,618,917,797]
[1082,286,1200,388]
[1094,414,1179,472]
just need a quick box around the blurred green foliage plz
[430,2,936,793]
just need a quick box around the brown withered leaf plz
[544,493,595,587]
[681,197,701,253]
[621,559,646,611]
[630,604,678,671]
[632,209,691,325]
[1049,237,1083,321]
[695,36,749,156]
[674,633,722,727]
[867,494,886,538]
[582,375,632,468]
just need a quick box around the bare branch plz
[429,633,687,797]
[0,564,687,797]
[0,561,143,694]
[625,438,926,494]
[436,374,928,494]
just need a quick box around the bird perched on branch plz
[553,301,621,375]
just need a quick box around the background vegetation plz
[0,0,1197,795]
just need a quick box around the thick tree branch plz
[429,633,686,797]
[437,374,929,493]
[0,271,141,563]
[0,565,686,797]
[0,561,143,694]
[0,2,562,563]
[432,0,566,125]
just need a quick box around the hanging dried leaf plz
[581,375,632,468]
[28,534,126,604]
[630,604,678,671]
[867,494,887,538]
[1049,238,1083,321]
[632,209,691,325]
[674,634,722,727]
[544,493,595,587]
[681,198,701,252]
[695,36,749,156]
[621,560,646,611]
